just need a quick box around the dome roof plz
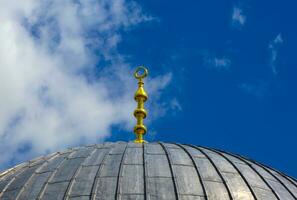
[0,142,296,200]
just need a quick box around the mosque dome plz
[1,68,296,200]
[0,141,296,200]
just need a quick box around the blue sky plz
[108,0,297,178]
[0,0,296,179]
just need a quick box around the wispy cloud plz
[203,53,231,71]
[239,34,283,97]
[0,0,170,169]
[269,33,283,75]
[170,98,182,111]
[239,81,269,98]
[214,57,231,69]
[232,6,246,28]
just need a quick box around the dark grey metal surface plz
[0,142,296,200]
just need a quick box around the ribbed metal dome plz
[0,142,296,200]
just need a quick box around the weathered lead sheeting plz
[0,141,296,200]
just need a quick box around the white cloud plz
[204,54,231,71]
[214,57,231,69]
[269,33,283,75]
[273,34,283,44]
[0,0,170,169]
[232,6,246,28]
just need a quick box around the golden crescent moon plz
[134,66,148,80]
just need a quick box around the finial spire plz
[133,66,148,143]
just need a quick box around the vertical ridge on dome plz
[217,149,281,200]
[288,177,297,185]
[174,143,208,200]
[37,148,85,199]
[93,142,127,199]
[114,142,128,199]
[256,165,297,199]
[160,143,206,199]
[259,164,297,196]
[158,142,179,200]
[15,153,59,200]
[243,158,295,200]
[144,142,177,200]
[236,154,297,198]
[265,165,297,186]
[63,147,96,199]
[0,159,35,196]
[220,150,280,200]
[19,153,69,199]
[181,144,230,199]
[1,153,60,199]
[0,164,25,181]
[200,147,258,200]
[199,147,257,199]
[0,156,48,199]
[90,143,114,199]
[117,142,145,199]
[238,155,297,200]
[0,164,28,196]
[187,145,234,200]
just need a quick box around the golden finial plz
[133,66,148,143]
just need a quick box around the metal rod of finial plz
[133,66,148,143]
